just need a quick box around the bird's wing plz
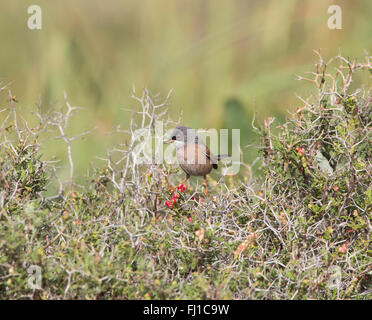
[196,142,217,163]
[196,143,218,169]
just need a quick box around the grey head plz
[164,125,199,149]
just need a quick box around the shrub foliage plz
[0,53,371,299]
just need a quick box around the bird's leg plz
[203,175,209,196]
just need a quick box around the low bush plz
[0,53,371,299]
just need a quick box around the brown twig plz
[43,226,66,249]
[8,90,21,140]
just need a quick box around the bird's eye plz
[172,136,177,140]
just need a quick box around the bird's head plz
[164,126,198,149]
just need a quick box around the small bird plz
[164,126,227,196]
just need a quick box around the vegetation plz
[0,53,371,299]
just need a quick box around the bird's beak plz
[163,139,174,144]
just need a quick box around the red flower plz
[338,241,349,253]
[188,216,192,222]
[167,193,179,204]
[165,200,173,208]
[296,147,305,155]
[177,184,186,192]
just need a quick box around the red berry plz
[177,184,186,192]
[296,147,305,155]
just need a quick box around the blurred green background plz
[0,0,371,177]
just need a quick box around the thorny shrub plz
[0,53,371,299]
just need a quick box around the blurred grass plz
[0,0,371,176]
